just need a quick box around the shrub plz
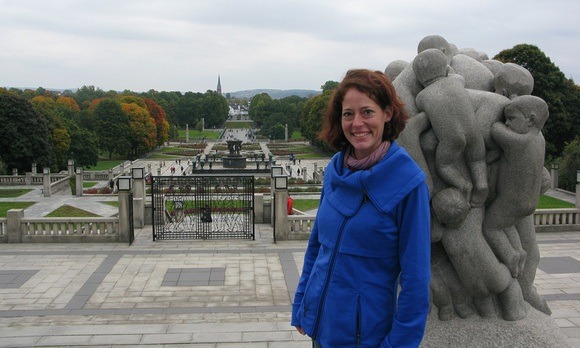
[559,137,580,191]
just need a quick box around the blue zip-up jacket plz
[291,141,431,347]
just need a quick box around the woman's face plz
[341,88,392,159]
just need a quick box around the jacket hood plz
[324,141,427,216]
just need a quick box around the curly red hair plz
[319,69,408,151]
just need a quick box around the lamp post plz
[272,174,289,242]
[270,166,284,227]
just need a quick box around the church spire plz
[217,75,222,95]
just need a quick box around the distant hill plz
[5,86,322,100]
[228,89,321,99]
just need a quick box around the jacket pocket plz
[302,272,319,318]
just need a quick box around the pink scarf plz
[345,141,391,170]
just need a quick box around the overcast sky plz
[1,0,578,94]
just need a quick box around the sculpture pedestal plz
[421,308,570,347]
[222,156,247,169]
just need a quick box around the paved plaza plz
[0,175,579,346]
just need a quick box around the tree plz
[174,92,202,127]
[494,44,580,158]
[0,90,54,172]
[300,90,333,150]
[93,99,130,159]
[121,102,156,159]
[248,93,274,127]
[145,98,170,146]
[558,137,580,192]
[68,127,99,168]
[261,112,289,140]
[30,95,72,170]
[198,91,229,128]
[270,124,286,140]
[75,85,111,109]
[321,80,339,92]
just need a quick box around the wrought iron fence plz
[151,175,254,240]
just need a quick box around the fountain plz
[222,140,247,168]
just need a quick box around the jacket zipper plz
[311,218,348,340]
[356,294,362,347]
[311,178,367,340]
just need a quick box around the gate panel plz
[152,176,254,240]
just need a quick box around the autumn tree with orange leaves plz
[144,98,170,146]
[121,101,157,159]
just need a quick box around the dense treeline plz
[0,86,228,174]
[248,94,306,140]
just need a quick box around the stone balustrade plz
[287,214,314,240]
[0,214,120,243]
[533,208,580,232]
[282,208,580,241]
[0,208,577,244]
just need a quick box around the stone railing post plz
[117,176,133,244]
[576,178,580,209]
[272,173,289,241]
[75,167,83,197]
[7,209,24,243]
[550,164,559,189]
[274,187,289,241]
[132,167,146,229]
[67,159,74,177]
[43,167,51,197]
[254,193,264,223]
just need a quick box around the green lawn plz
[45,205,100,217]
[86,160,121,171]
[0,202,36,217]
[0,189,32,198]
[146,153,178,160]
[292,195,573,213]
[83,182,98,188]
[290,131,304,140]
[292,199,320,212]
[537,195,574,209]
[178,129,221,140]
[101,201,119,208]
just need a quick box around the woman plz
[291,69,431,347]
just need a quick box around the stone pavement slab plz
[0,221,578,346]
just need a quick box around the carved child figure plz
[483,95,549,279]
[413,48,488,206]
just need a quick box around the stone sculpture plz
[391,35,570,346]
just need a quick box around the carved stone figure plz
[388,35,569,347]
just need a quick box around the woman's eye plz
[342,112,353,118]
[363,109,374,116]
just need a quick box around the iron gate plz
[151,175,255,240]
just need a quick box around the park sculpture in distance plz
[388,35,570,347]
